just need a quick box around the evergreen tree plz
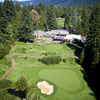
[21,5,30,22]
[64,13,70,29]
[35,4,41,15]
[39,11,46,31]
[72,9,78,28]
[15,2,21,12]
[83,3,100,99]
[84,3,100,68]
[11,10,23,39]
[39,2,46,12]
[3,0,15,22]
[79,50,85,65]
[28,4,34,11]
[81,5,90,35]
[19,5,34,42]
[76,15,83,34]
[0,3,7,29]
[5,22,14,43]
[64,6,73,29]
[56,6,63,18]
[46,6,58,30]
[0,44,5,59]
[0,3,11,58]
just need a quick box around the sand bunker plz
[37,81,54,95]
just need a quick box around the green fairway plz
[8,56,95,100]
[7,42,95,100]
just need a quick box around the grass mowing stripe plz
[38,69,83,93]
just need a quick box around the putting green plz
[38,69,83,93]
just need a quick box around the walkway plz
[2,57,15,79]
[6,54,78,59]
[3,54,78,79]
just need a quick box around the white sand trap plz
[37,81,54,95]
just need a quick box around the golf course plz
[6,42,95,100]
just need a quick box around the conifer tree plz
[3,0,15,22]
[84,3,100,68]
[39,11,46,31]
[72,9,78,28]
[46,6,58,30]
[19,5,34,42]
[64,13,70,29]
[15,2,21,12]
[0,3,11,58]
[81,5,90,35]
[76,15,83,34]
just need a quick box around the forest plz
[0,0,100,99]
[0,0,94,59]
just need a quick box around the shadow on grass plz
[67,43,99,99]
[80,66,100,100]
[66,43,83,58]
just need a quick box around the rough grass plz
[0,57,11,78]
[11,43,74,56]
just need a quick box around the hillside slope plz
[0,0,99,6]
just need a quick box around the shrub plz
[21,48,26,54]
[0,57,7,65]
[38,58,41,62]
[3,94,21,100]
[0,79,12,89]
[26,85,45,100]
[63,59,66,63]
[41,52,56,56]
[24,57,28,60]
[40,56,62,65]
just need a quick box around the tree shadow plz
[67,43,83,55]
[80,63,100,100]
[67,43,100,99]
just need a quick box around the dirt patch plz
[37,81,54,95]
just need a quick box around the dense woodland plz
[0,0,100,99]
[0,0,93,59]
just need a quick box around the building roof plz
[65,34,81,40]
[53,36,66,40]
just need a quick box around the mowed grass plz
[8,56,95,100]
[7,42,95,100]
[11,42,74,56]
[38,69,82,92]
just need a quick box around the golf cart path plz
[6,54,79,59]
[3,54,78,78]
[2,57,15,79]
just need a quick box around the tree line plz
[78,3,100,99]
[0,0,95,59]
